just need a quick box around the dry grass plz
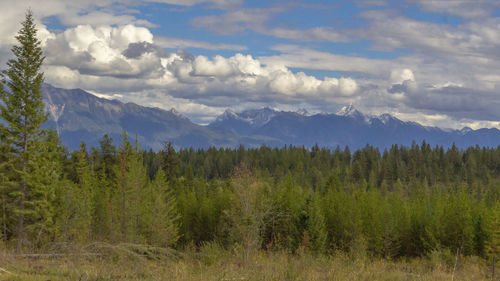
[0,245,494,281]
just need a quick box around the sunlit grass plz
[0,245,493,281]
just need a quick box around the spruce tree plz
[0,10,47,252]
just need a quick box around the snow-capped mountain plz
[41,84,258,150]
[40,84,500,151]
[209,105,500,150]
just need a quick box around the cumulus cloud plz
[191,55,241,77]
[44,24,164,78]
[388,68,417,94]
[390,69,415,84]
[122,42,169,59]
[37,22,360,118]
[3,0,500,129]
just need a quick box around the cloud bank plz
[1,0,500,129]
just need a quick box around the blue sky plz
[1,0,500,129]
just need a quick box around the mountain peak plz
[170,108,187,119]
[460,127,473,134]
[295,108,309,116]
[336,103,365,119]
[337,103,356,115]
[378,113,394,124]
[216,109,239,122]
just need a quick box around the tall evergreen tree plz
[161,141,179,183]
[0,10,47,252]
[141,169,179,247]
[128,135,147,243]
[57,142,93,243]
[116,130,132,241]
[306,193,327,254]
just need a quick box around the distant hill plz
[41,84,500,151]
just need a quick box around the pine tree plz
[0,10,47,252]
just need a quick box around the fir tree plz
[0,10,47,252]
[306,193,327,254]
[117,130,132,241]
[59,142,94,243]
[126,134,147,242]
[142,169,179,247]
[24,129,63,247]
[161,141,179,183]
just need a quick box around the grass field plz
[0,243,495,281]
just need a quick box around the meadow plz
[0,244,494,281]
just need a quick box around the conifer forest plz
[0,10,499,281]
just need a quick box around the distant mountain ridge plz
[41,84,500,151]
[42,84,266,150]
[209,105,500,150]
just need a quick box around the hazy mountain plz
[42,84,271,151]
[41,84,500,151]
[209,105,500,150]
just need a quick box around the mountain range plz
[42,84,500,151]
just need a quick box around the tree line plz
[0,11,499,266]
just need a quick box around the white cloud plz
[2,0,500,128]
[36,22,361,119]
[44,24,162,78]
[390,69,415,84]
[192,55,240,77]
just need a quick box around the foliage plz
[0,10,48,252]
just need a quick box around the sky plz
[1,0,500,128]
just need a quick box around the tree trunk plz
[16,160,26,253]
